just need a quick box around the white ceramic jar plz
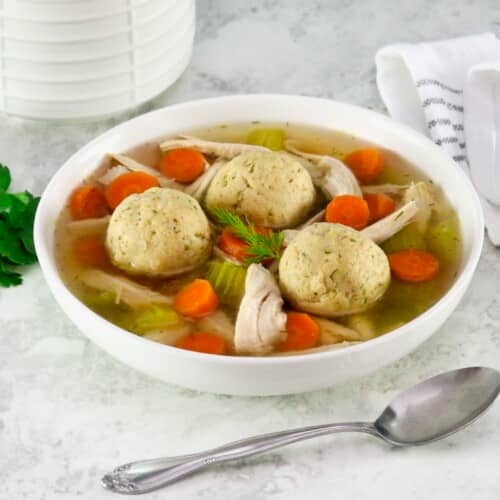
[0,0,195,120]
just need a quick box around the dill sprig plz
[209,207,284,265]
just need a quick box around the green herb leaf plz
[0,258,23,287]
[0,165,39,287]
[0,220,36,264]
[0,164,11,191]
[209,207,284,265]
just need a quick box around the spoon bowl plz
[102,367,500,494]
[375,366,500,445]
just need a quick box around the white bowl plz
[34,95,484,395]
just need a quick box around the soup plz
[55,123,461,356]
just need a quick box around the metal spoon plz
[102,366,500,495]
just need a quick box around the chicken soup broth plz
[55,123,461,356]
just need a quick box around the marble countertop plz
[1,1,500,498]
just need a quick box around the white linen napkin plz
[375,32,500,245]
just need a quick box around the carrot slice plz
[218,226,270,262]
[218,228,249,261]
[344,148,384,184]
[176,331,226,355]
[279,312,320,351]
[73,234,110,268]
[160,148,206,183]
[105,171,160,209]
[69,185,109,220]
[388,249,440,283]
[173,279,219,318]
[364,193,396,222]
[325,195,370,230]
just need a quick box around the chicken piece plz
[184,160,224,201]
[160,135,270,159]
[67,215,111,236]
[402,182,435,232]
[106,153,181,189]
[98,164,129,185]
[213,246,241,265]
[346,314,377,340]
[298,209,326,228]
[361,201,418,243]
[143,326,192,346]
[313,317,363,343]
[234,264,287,354]
[285,141,362,198]
[276,206,322,247]
[78,269,173,308]
[279,223,390,317]
[362,184,409,195]
[281,229,299,247]
[197,310,235,347]
[283,201,420,247]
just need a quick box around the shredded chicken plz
[107,153,182,189]
[160,135,269,159]
[298,209,326,229]
[313,317,363,343]
[402,181,435,232]
[143,326,192,346]
[67,216,111,236]
[97,165,129,185]
[234,264,287,354]
[281,229,299,246]
[197,310,235,346]
[285,141,362,198]
[279,207,326,249]
[362,184,409,195]
[282,201,419,247]
[213,246,241,265]
[184,160,224,201]
[346,314,377,340]
[361,201,419,243]
[78,269,173,309]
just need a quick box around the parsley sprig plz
[0,164,40,287]
[209,207,284,265]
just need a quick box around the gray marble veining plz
[1,1,500,498]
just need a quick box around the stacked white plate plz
[0,0,195,120]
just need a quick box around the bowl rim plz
[34,94,485,366]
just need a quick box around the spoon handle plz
[102,421,378,494]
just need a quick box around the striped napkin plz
[375,32,500,245]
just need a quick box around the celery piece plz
[82,290,117,309]
[247,128,285,151]
[206,260,247,309]
[81,290,132,330]
[129,304,184,335]
[426,217,460,264]
[378,279,439,320]
[80,290,183,334]
[381,222,427,254]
